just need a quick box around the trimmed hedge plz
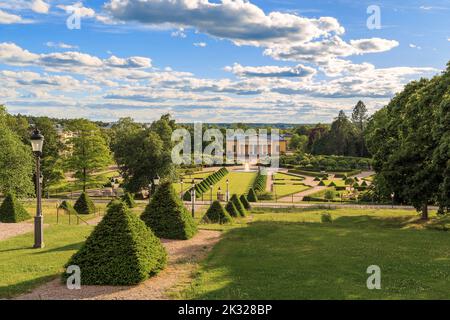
[0,193,31,223]
[59,200,77,215]
[63,200,167,285]
[141,182,197,240]
[313,176,321,181]
[193,167,229,198]
[202,200,232,224]
[247,188,258,202]
[121,192,136,208]
[252,171,267,192]
[318,180,326,186]
[74,192,95,215]
[230,194,246,217]
[225,200,240,217]
[240,194,251,210]
[183,190,192,201]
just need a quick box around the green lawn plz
[273,172,304,182]
[0,224,94,298]
[273,184,310,198]
[181,208,450,300]
[48,170,120,195]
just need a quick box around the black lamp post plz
[191,179,195,218]
[391,192,395,208]
[226,178,229,202]
[180,180,184,199]
[30,129,44,249]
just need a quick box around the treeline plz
[288,101,369,157]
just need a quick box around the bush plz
[74,192,95,215]
[121,192,135,208]
[252,171,267,192]
[230,194,246,217]
[63,201,167,285]
[141,182,197,240]
[324,188,336,201]
[225,200,240,217]
[328,181,337,187]
[318,180,326,186]
[313,176,321,181]
[0,193,31,223]
[183,189,192,201]
[247,188,258,202]
[256,191,274,200]
[59,200,77,215]
[239,194,251,210]
[202,201,232,224]
[321,212,333,223]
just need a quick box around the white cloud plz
[45,42,79,49]
[409,43,422,50]
[0,9,29,24]
[57,2,95,18]
[171,28,187,38]
[193,42,207,47]
[225,63,316,78]
[31,0,49,14]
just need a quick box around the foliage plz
[225,200,240,217]
[321,212,333,223]
[63,201,167,285]
[65,119,112,192]
[247,188,258,202]
[252,170,267,192]
[74,192,96,215]
[0,193,31,223]
[324,188,336,201]
[58,200,77,215]
[121,192,135,208]
[111,116,176,193]
[230,194,246,217]
[202,200,233,224]
[239,194,251,210]
[141,182,197,240]
[194,167,228,198]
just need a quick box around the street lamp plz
[191,179,195,218]
[153,174,160,187]
[218,186,222,202]
[226,179,229,202]
[180,179,184,199]
[391,192,395,208]
[31,128,44,249]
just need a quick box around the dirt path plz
[0,222,49,241]
[15,230,221,300]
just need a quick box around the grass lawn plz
[173,171,257,200]
[48,170,120,195]
[273,184,310,198]
[181,208,450,300]
[0,224,94,298]
[273,172,304,182]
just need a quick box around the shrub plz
[230,194,246,217]
[247,188,258,202]
[318,180,326,186]
[324,188,336,201]
[74,192,95,215]
[141,182,197,240]
[63,201,167,285]
[361,181,368,187]
[256,191,274,200]
[183,189,192,201]
[328,181,337,187]
[0,193,31,223]
[225,200,240,217]
[59,200,77,215]
[321,212,333,223]
[252,171,267,192]
[121,192,135,208]
[239,194,251,210]
[313,176,321,181]
[202,201,232,224]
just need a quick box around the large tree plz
[351,100,369,157]
[111,115,176,193]
[0,107,34,197]
[366,63,450,219]
[66,119,112,192]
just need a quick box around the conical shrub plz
[247,188,258,202]
[318,180,326,186]
[59,200,77,215]
[141,182,197,240]
[183,189,192,201]
[240,194,251,210]
[121,192,135,208]
[225,200,240,217]
[202,201,232,224]
[74,192,95,215]
[230,194,246,217]
[63,201,167,285]
[0,193,31,223]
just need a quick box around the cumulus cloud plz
[45,42,79,49]
[225,63,316,78]
[31,0,49,14]
[0,9,29,24]
[57,2,95,18]
[193,42,207,47]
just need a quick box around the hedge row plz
[184,167,229,200]
[252,170,267,192]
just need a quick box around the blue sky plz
[0,0,449,123]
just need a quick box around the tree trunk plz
[421,204,429,220]
[83,167,86,192]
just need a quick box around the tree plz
[0,112,34,197]
[202,200,233,224]
[141,182,197,240]
[352,101,369,157]
[366,63,450,219]
[289,134,308,153]
[111,116,176,193]
[324,188,336,202]
[0,193,31,223]
[65,119,112,192]
[74,192,96,215]
[63,201,167,285]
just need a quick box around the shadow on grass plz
[31,242,85,255]
[0,275,57,299]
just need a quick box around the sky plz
[0,0,449,123]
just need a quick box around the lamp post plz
[31,129,44,249]
[218,187,222,202]
[180,180,184,199]
[210,185,213,204]
[191,179,195,218]
[391,192,395,209]
[226,178,229,202]
[148,183,152,202]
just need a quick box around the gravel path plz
[0,222,38,241]
[15,230,221,300]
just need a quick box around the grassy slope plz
[0,225,94,298]
[182,208,450,300]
